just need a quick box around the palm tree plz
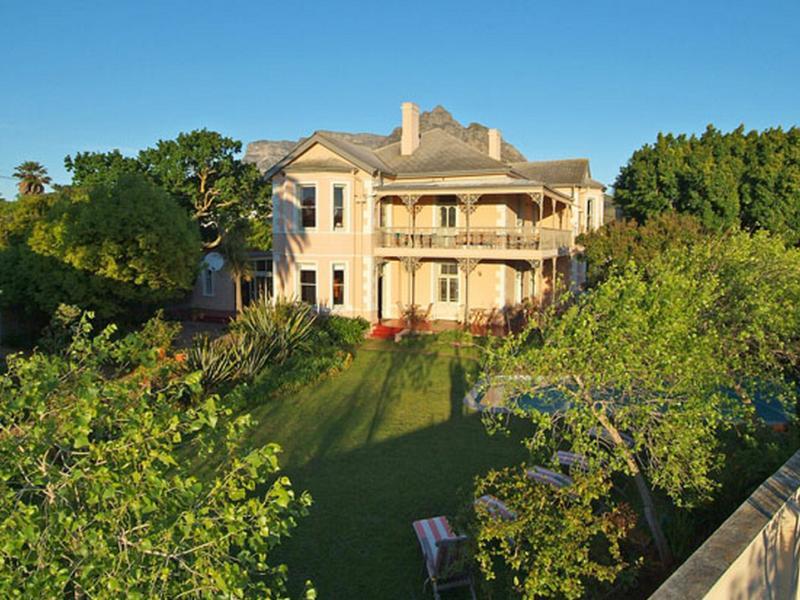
[220,226,253,314]
[13,161,51,195]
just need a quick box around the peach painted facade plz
[268,103,605,324]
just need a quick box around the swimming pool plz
[463,377,568,415]
[464,377,794,426]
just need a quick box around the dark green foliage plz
[238,313,370,404]
[64,149,141,187]
[188,300,317,389]
[578,212,707,287]
[111,310,183,368]
[0,175,201,320]
[30,174,201,292]
[478,230,800,595]
[317,314,370,348]
[615,125,800,244]
[66,129,272,250]
[0,313,312,598]
[664,426,798,562]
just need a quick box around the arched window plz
[438,198,457,228]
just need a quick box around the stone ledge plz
[651,448,800,599]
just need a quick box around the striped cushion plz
[555,450,589,472]
[474,494,517,521]
[526,466,574,488]
[413,516,457,571]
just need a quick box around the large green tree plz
[66,130,272,249]
[476,231,800,596]
[0,313,313,598]
[577,211,707,287]
[614,125,800,244]
[0,174,201,319]
[64,149,141,187]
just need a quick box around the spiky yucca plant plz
[188,299,317,389]
[230,298,316,363]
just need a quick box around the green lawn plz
[241,338,528,598]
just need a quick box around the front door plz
[434,262,461,320]
[377,273,384,321]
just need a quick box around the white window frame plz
[330,182,350,233]
[297,263,318,306]
[331,262,348,308]
[436,262,460,303]
[247,258,273,302]
[202,268,215,297]
[297,182,317,231]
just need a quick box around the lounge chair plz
[474,494,516,521]
[412,516,477,600]
[526,465,574,489]
[554,450,589,473]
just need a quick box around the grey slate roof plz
[375,129,510,176]
[315,132,391,173]
[375,175,544,192]
[265,127,604,190]
[511,159,599,187]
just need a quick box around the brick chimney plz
[488,128,502,161]
[401,102,420,155]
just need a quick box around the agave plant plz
[231,298,316,363]
[189,299,317,389]
[186,334,241,389]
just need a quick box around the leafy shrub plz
[37,304,85,354]
[112,310,182,368]
[230,298,316,362]
[318,314,370,348]
[0,313,312,598]
[236,313,366,405]
[189,299,317,389]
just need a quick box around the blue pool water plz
[470,383,795,426]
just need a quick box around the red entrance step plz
[370,323,406,340]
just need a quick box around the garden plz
[2,122,800,598]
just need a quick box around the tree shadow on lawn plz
[276,414,530,599]
[247,340,476,471]
[226,340,528,598]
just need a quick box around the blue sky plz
[1,0,799,199]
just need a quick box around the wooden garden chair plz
[412,516,477,600]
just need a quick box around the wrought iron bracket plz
[400,257,422,273]
[456,193,480,215]
[457,258,480,275]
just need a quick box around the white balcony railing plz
[378,227,572,251]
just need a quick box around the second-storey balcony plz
[378,226,572,252]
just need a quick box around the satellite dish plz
[204,252,225,272]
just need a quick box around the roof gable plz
[264,132,390,179]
